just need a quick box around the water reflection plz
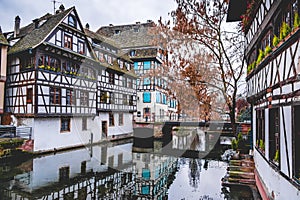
[0,127,254,199]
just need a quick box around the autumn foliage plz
[150,0,246,133]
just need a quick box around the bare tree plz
[152,0,245,133]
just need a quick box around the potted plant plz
[264,45,272,55]
[279,22,291,41]
[231,138,238,151]
[259,139,265,153]
[272,35,280,47]
[273,149,279,164]
[256,49,265,66]
[294,12,300,30]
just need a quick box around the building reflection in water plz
[1,140,136,199]
[0,126,251,199]
[132,151,177,199]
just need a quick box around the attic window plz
[133,28,139,33]
[68,15,77,28]
[115,30,121,34]
[130,50,136,56]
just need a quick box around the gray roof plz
[8,7,73,54]
[84,28,132,62]
[0,33,8,46]
[97,22,158,49]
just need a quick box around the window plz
[143,92,151,103]
[66,89,74,105]
[130,50,136,56]
[21,56,35,70]
[61,117,70,132]
[119,113,123,126]
[59,166,70,182]
[115,30,121,34]
[156,92,161,103]
[129,95,134,106]
[133,28,139,32]
[293,105,300,180]
[64,34,72,49]
[141,185,150,195]
[80,91,88,106]
[38,55,60,71]
[26,88,33,104]
[127,78,132,88]
[80,66,95,79]
[142,168,150,180]
[50,87,61,104]
[143,77,151,86]
[119,60,123,69]
[81,161,86,174]
[144,61,151,70]
[82,117,87,131]
[143,107,150,118]
[62,61,79,74]
[109,112,114,126]
[123,94,128,105]
[107,56,112,65]
[78,41,85,54]
[109,72,114,84]
[100,91,109,104]
[256,109,265,153]
[109,92,114,104]
[98,52,104,62]
[134,62,138,70]
[269,108,280,165]
[68,15,76,27]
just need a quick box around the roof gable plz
[8,7,74,54]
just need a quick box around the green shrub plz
[274,149,279,162]
[259,139,265,151]
[231,139,238,150]
[256,49,265,65]
[294,12,300,29]
[237,132,243,142]
[264,45,272,55]
[272,35,280,47]
[280,22,291,40]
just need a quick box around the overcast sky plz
[0,0,177,32]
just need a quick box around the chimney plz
[109,24,113,26]
[85,23,90,30]
[59,4,65,12]
[147,20,152,23]
[33,19,39,28]
[136,22,140,24]
[14,16,20,37]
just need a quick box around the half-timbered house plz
[0,30,9,123]
[84,27,137,139]
[3,5,137,152]
[228,0,300,198]
[97,22,178,122]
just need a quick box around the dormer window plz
[78,41,85,55]
[64,34,72,49]
[68,15,76,28]
[130,50,136,56]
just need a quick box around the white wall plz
[33,116,101,152]
[255,150,300,199]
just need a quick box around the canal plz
[0,127,258,199]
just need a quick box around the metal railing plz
[16,127,32,139]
